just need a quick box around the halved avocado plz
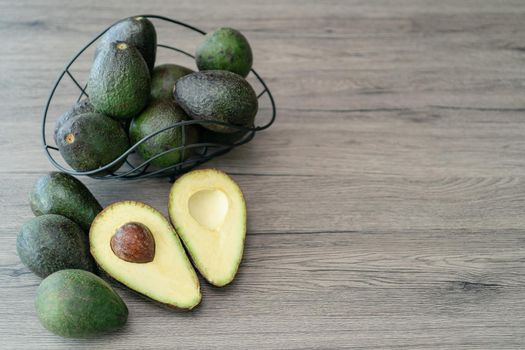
[89,201,201,309]
[168,169,246,287]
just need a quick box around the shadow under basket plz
[41,14,276,181]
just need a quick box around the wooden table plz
[2,1,524,348]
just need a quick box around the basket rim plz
[41,14,276,180]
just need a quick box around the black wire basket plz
[41,15,276,181]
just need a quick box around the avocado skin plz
[17,215,94,278]
[53,99,93,145]
[57,112,129,173]
[151,64,193,100]
[196,27,253,77]
[96,16,157,72]
[129,99,198,167]
[30,172,102,232]
[88,42,150,119]
[36,269,128,338]
[198,127,249,145]
[174,70,258,133]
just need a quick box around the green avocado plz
[196,27,253,77]
[151,64,193,100]
[88,41,150,119]
[174,70,258,133]
[36,269,128,338]
[129,99,198,167]
[53,99,93,145]
[17,215,94,278]
[198,127,249,145]
[30,172,102,232]
[96,16,157,72]
[56,112,129,173]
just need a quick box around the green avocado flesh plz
[56,112,129,173]
[17,215,94,278]
[129,99,198,167]
[96,16,157,73]
[174,70,258,133]
[30,172,102,232]
[90,201,201,309]
[88,41,150,119]
[168,169,247,287]
[151,64,193,100]
[53,99,93,145]
[196,27,253,77]
[36,269,128,338]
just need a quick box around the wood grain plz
[1,0,525,349]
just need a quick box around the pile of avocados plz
[55,16,258,173]
[18,16,257,338]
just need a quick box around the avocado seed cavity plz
[188,189,229,231]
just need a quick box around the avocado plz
[174,70,258,133]
[88,41,150,119]
[168,169,246,287]
[129,99,198,168]
[56,112,129,173]
[90,201,201,309]
[36,269,128,338]
[196,27,253,77]
[151,64,193,100]
[30,172,102,232]
[198,127,249,145]
[17,215,94,278]
[53,99,93,145]
[96,16,157,72]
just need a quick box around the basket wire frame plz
[42,14,276,181]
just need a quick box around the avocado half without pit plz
[169,169,247,287]
[89,201,201,309]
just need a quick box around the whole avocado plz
[174,70,258,133]
[88,41,150,119]
[96,16,157,72]
[35,269,128,338]
[56,112,129,173]
[151,64,193,100]
[53,99,93,145]
[196,27,253,77]
[30,172,102,232]
[17,215,94,278]
[129,99,198,167]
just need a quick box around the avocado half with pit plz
[89,201,201,309]
[168,169,247,287]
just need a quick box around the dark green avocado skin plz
[129,99,198,167]
[88,42,150,119]
[56,112,129,173]
[30,172,102,232]
[96,16,157,72]
[174,70,258,133]
[151,64,193,100]
[17,215,94,278]
[198,126,249,145]
[53,99,93,145]
[196,27,253,77]
[36,269,128,338]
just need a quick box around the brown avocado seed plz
[110,222,155,263]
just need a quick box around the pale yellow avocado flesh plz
[169,169,246,287]
[90,201,201,309]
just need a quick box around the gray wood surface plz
[1,0,525,348]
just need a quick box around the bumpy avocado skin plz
[88,42,150,119]
[196,27,253,77]
[35,269,128,338]
[129,99,198,167]
[56,112,129,172]
[198,127,249,145]
[96,16,157,72]
[53,99,93,145]
[174,70,258,133]
[151,64,193,100]
[17,215,94,278]
[30,172,102,232]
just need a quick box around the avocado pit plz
[110,222,155,263]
